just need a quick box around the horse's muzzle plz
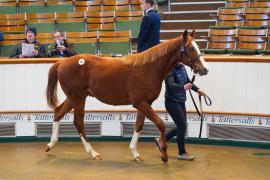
[198,67,209,76]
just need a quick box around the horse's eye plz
[188,47,195,51]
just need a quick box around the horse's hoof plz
[93,154,102,160]
[134,156,144,162]
[161,156,168,163]
[160,146,168,162]
[45,145,51,152]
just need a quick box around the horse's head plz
[180,29,209,76]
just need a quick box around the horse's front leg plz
[130,111,145,161]
[73,102,101,160]
[134,101,168,162]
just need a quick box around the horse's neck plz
[151,46,180,80]
[163,50,181,78]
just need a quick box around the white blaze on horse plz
[45,30,208,162]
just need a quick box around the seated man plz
[10,26,46,58]
[48,31,77,58]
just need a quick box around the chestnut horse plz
[45,30,208,162]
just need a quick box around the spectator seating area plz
[225,0,270,8]
[0,0,143,57]
[0,30,132,57]
[203,0,270,55]
[0,0,141,14]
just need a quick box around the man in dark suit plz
[137,0,160,53]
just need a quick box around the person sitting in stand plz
[48,31,77,58]
[10,26,46,58]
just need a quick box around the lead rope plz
[189,74,212,138]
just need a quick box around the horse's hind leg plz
[46,99,73,152]
[129,111,145,161]
[73,101,101,160]
[134,101,168,162]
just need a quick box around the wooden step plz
[161,39,207,49]
[170,2,225,11]
[161,11,217,20]
[160,30,209,40]
[161,20,216,30]
[171,0,225,2]
[196,40,207,49]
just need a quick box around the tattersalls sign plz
[0,112,171,122]
[0,112,269,140]
[0,114,24,121]
[0,112,269,127]
[209,114,270,127]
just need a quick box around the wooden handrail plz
[1,55,270,64]
[203,54,270,63]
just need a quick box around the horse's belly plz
[89,87,130,106]
[93,95,130,106]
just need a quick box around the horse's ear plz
[182,30,188,40]
[190,29,195,38]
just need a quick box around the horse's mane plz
[120,37,181,66]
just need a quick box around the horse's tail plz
[46,62,60,109]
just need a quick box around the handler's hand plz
[198,89,206,96]
[184,83,193,90]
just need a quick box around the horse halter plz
[179,42,202,73]
[180,43,211,138]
